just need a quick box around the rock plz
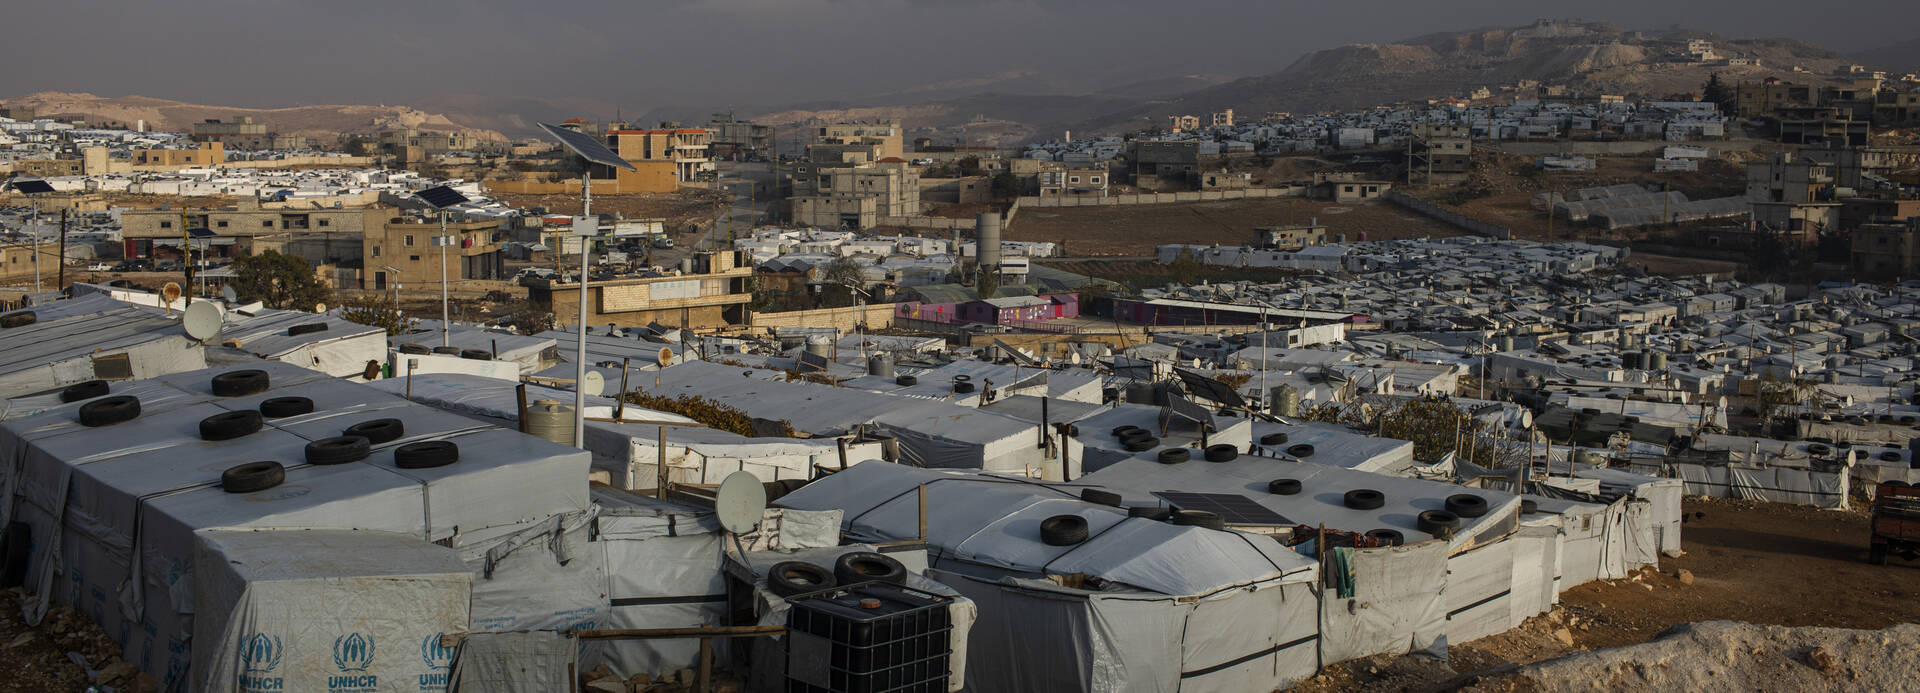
[1675,569,1694,585]
[1641,583,1655,592]
[625,672,652,688]
[585,681,626,693]
[5,632,33,649]
[96,659,140,683]
[1807,646,1840,674]
[582,663,616,683]
[129,673,160,693]
[1555,628,1576,646]
[676,669,696,686]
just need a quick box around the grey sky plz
[3,0,1916,114]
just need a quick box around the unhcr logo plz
[237,633,283,692]
[330,633,378,692]
[418,632,453,690]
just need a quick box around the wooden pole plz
[657,425,669,500]
[836,437,849,470]
[55,209,67,291]
[697,635,714,693]
[917,483,928,540]
[515,383,529,434]
[615,357,631,420]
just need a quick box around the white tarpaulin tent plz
[1572,467,1684,557]
[776,462,1320,693]
[192,528,472,693]
[0,303,206,400]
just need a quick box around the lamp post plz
[537,122,636,450]
[9,180,54,294]
[413,186,471,350]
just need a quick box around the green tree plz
[956,156,983,177]
[977,269,1001,300]
[1702,73,1735,115]
[231,250,331,311]
[1169,248,1202,285]
[338,293,409,335]
[991,171,1024,200]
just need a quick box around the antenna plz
[182,301,224,342]
[714,470,768,534]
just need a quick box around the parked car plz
[651,236,675,249]
[86,262,113,272]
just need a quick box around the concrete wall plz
[875,215,976,230]
[1383,191,1513,240]
[749,303,899,333]
[1482,140,1762,157]
[1014,186,1304,209]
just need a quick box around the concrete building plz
[789,165,921,229]
[1735,79,1814,118]
[1167,115,1201,132]
[706,113,772,160]
[1406,123,1473,183]
[364,217,506,290]
[531,250,754,328]
[1746,153,1836,204]
[377,129,481,155]
[119,202,387,261]
[1211,109,1235,127]
[1256,222,1330,250]
[1852,220,1920,278]
[607,128,713,184]
[191,118,267,142]
[1036,162,1108,198]
[1129,140,1203,191]
[132,142,223,167]
[814,120,902,161]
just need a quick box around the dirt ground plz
[1425,150,1748,243]
[1295,495,1920,692]
[493,189,730,228]
[1617,251,1741,278]
[0,590,153,692]
[1008,197,1465,257]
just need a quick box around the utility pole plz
[439,209,451,348]
[55,210,67,292]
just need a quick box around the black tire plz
[1128,507,1171,521]
[343,418,404,444]
[221,461,285,494]
[1112,425,1143,437]
[398,343,430,355]
[59,380,109,403]
[78,395,140,427]
[460,349,492,361]
[394,441,459,469]
[1807,443,1831,457]
[766,561,835,597]
[953,382,976,394]
[199,410,263,441]
[1364,529,1404,546]
[1286,444,1316,458]
[1119,429,1153,443]
[1343,489,1385,510]
[431,346,462,355]
[0,311,35,328]
[1417,510,1460,537]
[895,375,917,386]
[1080,488,1123,506]
[286,322,329,337]
[305,436,371,465]
[1445,494,1489,518]
[832,551,907,585]
[211,369,270,397]
[1,522,30,588]
[1880,451,1902,462]
[1521,499,1539,515]
[953,374,972,383]
[259,396,314,418]
[1259,432,1289,446]
[1171,509,1225,530]
[1123,437,1158,452]
[1203,444,1238,462]
[1267,478,1302,495]
[1156,448,1191,464]
[1040,514,1089,546]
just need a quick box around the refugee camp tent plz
[0,302,205,399]
[777,462,1320,693]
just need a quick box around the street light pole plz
[439,210,451,348]
[28,202,40,294]
[574,170,592,449]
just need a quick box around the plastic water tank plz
[867,353,894,378]
[526,400,575,446]
[1274,384,1302,418]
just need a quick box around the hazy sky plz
[3,0,1916,113]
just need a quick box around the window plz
[159,221,172,229]
[262,220,273,227]
[372,246,381,258]
[318,219,329,227]
[405,235,415,247]
[1091,177,1101,184]
[1069,176,1080,184]
[410,255,420,261]
[216,221,228,228]
[1344,186,1354,193]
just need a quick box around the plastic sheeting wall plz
[1671,462,1849,509]
[1317,540,1448,664]
[1444,540,1516,643]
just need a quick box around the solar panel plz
[797,351,830,373]
[1175,367,1247,409]
[187,228,216,238]
[10,180,55,194]
[1153,492,1292,526]
[416,185,470,209]
[1164,393,1214,430]
[993,338,1039,366]
[536,122,636,171]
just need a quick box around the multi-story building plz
[815,120,901,161]
[132,142,223,167]
[1211,110,1235,128]
[1406,123,1472,183]
[1036,162,1108,198]
[364,217,506,291]
[1746,152,1836,204]
[191,118,268,142]
[706,113,772,160]
[119,202,386,260]
[1167,115,1201,132]
[606,127,713,185]
[1852,220,1920,278]
[1735,79,1813,118]
[1130,140,1203,190]
[789,163,921,229]
[377,129,481,156]
[530,250,755,329]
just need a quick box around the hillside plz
[3,92,506,142]
[1852,36,1920,73]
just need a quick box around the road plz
[653,161,777,269]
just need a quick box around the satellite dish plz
[161,282,182,307]
[580,370,605,397]
[314,302,327,314]
[656,346,674,367]
[714,470,768,534]
[220,285,238,303]
[182,301,224,341]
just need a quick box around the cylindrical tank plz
[1573,449,1605,467]
[1621,352,1643,369]
[526,400,575,446]
[1499,335,1515,352]
[678,258,694,273]
[804,335,832,359]
[1826,355,1847,369]
[1648,351,1668,370]
[861,430,900,462]
[1274,384,1301,418]
[975,212,1003,270]
[1124,382,1157,405]
[868,353,894,377]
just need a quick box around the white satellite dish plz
[714,470,768,534]
[314,302,327,314]
[656,346,674,367]
[182,301,224,342]
[220,285,238,303]
[580,370,605,397]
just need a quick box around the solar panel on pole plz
[416,185,470,209]
[536,123,636,171]
[9,180,54,195]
